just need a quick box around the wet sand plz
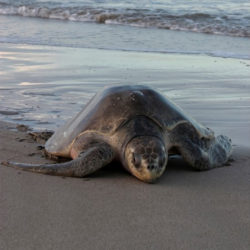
[1,43,250,135]
[0,43,250,249]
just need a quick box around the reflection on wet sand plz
[0,43,250,146]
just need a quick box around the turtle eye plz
[132,153,141,168]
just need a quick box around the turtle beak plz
[129,153,168,183]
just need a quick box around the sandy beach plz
[0,41,250,249]
[0,123,250,250]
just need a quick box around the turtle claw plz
[1,161,10,166]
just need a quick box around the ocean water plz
[0,0,250,37]
[0,0,250,137]
[0,0,250,58]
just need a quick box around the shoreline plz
[2,39,250,60]
[1,13,250,60]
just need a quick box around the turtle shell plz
[45,85,213,157]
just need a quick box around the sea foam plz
[0,1,249,38]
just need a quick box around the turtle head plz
[124,136,167,183]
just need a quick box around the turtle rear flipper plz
[2,142,114,177]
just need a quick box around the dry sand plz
[0,43,250,250]
[0,120,250,250]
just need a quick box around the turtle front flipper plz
[1,142,114,177]
[175,135,232,170]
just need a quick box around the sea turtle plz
[2,85,232,183]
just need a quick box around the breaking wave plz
[0,1,250,37]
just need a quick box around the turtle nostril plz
[148,164,155,170]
